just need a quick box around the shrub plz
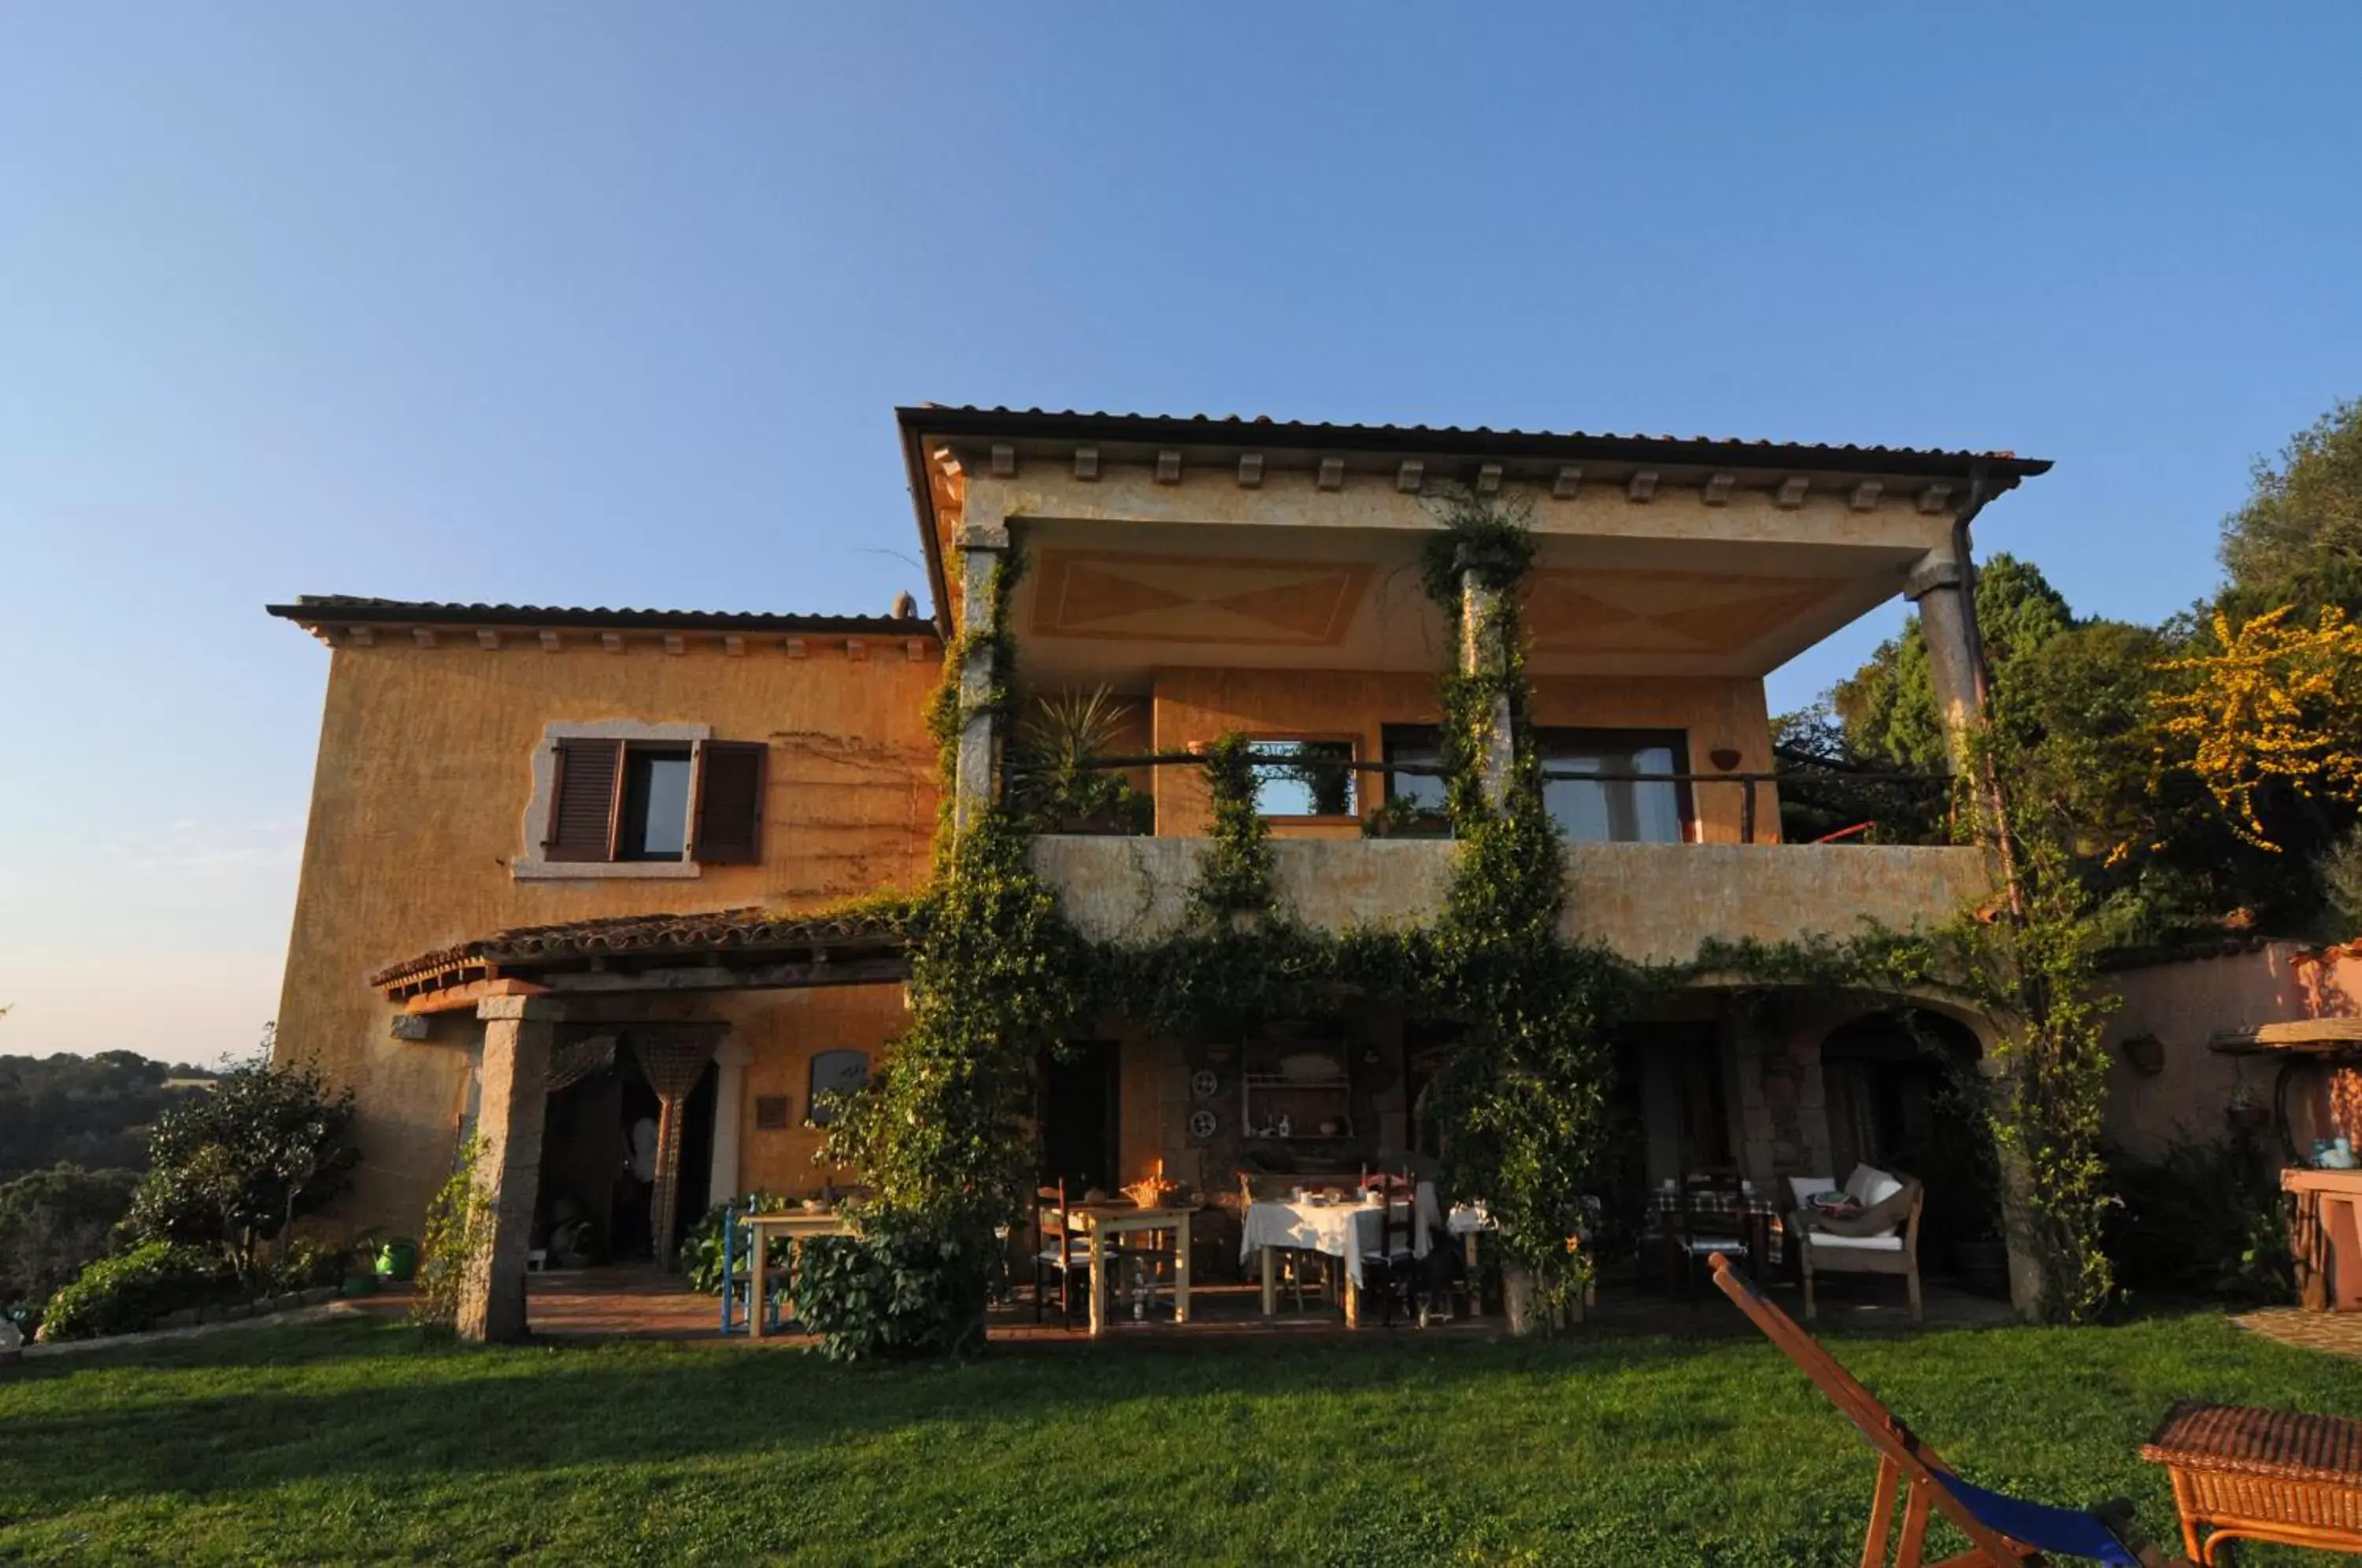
[128,1053,357,1281]
[2105,1132,2294,1306]
[790,1207,992,1362]
[0,1163,139,1328]
[411,1138,487,1330]
[39,1241,225,1341]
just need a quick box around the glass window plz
[807,1050,870,1126]
[617,747,694,860]
[1536,730,1690,843]
[1381,725,1449,812]
[1246,738,1357,818]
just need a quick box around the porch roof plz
[372,904,912,1005]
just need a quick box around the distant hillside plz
[0,1052,220,1180]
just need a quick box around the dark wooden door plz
[1040,1042,1120,1196]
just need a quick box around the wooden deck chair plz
[1707,1254,2190,1568]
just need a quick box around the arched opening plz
[1820,1008,2002,1278]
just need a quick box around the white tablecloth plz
[1240,1184,1437,1288]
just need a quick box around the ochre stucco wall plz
[274,636,940,1232]
[1146,666,1778,841]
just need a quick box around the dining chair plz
[1664,1170,1749,1305]
[1033,1181,1098,1329]
[1357,1170,1422,1326]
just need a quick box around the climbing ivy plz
[824,497,2118,1352]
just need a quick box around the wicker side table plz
[2142,1401,2362,1563]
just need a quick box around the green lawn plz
[2,1313,2354,1566]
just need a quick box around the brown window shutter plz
[545,738,624,861]
[691,740,767,864]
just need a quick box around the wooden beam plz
[539,954,910,995]
[1316,457,1344,490]
[1553,464,1583,499]
[1475,461,1502,494]
[400,977,551,1015]
[1237,452,1264,487]
[1776,476,1810,508]
[1073,445,1098,481]
[1627,470,1658,503]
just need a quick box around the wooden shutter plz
[690,740,767,864]
[545,738,624,861]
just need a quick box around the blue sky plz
[4,6,2358,1060]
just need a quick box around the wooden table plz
[2143,1400,2362,1562]
[1069,1204,1193,1337]
[2285,1167,2362,1311]
[742,1211,855,1341]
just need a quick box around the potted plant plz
[1006,687,1153,834]
[1363,796,1453,840]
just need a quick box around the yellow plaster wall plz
[274,637,939,1230]
[706,983,911,1196]
[1146,666,1779,841]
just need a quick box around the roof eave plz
[893,405,2052,483]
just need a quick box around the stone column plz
[457,996,560,1344]
[1904,540,1983,770]
[953,542,1007,836]
[705,1037,755,1204]
[1460,570,1516,808]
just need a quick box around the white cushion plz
[1808,1231,1905,1252]
[1789,1174,1836,1209]
[1846,1164,1904,1207]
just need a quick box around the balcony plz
[1030,835,1993,965]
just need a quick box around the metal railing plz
[1009,752,1953,846]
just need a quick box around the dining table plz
[1241,1185,1458,1326]
[735,1209,857,1341]
[1068,1203,1195,1337]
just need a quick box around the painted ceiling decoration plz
[1522,569,1845,655]
[1030,549,1374,646]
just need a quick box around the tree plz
[2154,604,2362,850]
[126,1055,357,1281]
[2220,397,2362,601]
[0,1163,138,1321]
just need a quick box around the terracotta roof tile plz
[371,904,912,990]
[895,404,2051,475]
[268,597,937,637]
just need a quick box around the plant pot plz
[1954,1240,2010,1299]
[341,1272,379,1298]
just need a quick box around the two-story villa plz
[269,406,2048,1330]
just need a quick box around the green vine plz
[820,496,2116,1354]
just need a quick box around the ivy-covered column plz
[952,542,1007,837]
[1458,560,1517,808]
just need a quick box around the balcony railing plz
[1007,752,1953,847]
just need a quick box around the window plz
[1380,725,1447,812]
[1535,729,1690,843]
[617,748,693,860]
[1245,738,1357,819]
[806,1050,869,1126]
[537,734,767,867]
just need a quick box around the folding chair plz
[1707,1254,2190,1567]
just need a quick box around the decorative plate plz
[1188,1108,1218,1140]
[1190,1069,1219,1100]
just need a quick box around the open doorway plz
[1040,1041,1120,1196]
[1820,1010,1997,1262]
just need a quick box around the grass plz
[1,1312,2354,1565]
